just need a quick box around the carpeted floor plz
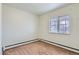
[4,41,79,55]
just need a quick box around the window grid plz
[49,16,69,34]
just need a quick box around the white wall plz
[2,4,79,51]
[2,5,39,46]
[0,3,2,55]
[39,4,79,49]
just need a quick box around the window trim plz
[49,15,70,35]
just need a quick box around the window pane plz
[59,20,66,24]
[50,25,58,33]
[50,17,58,26]
[65,19,69,26]
[49,16,58,33]
[59,25,66,33]
[59,16,69,33]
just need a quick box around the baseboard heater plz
[4,39,40,50]
[3,39,79,54]
[40,39,79,53]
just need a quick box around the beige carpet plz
[4,41,79,55]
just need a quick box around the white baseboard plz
[4,39,39,50]
[4,38,79,54]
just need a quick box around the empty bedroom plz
[0,3,79,55]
